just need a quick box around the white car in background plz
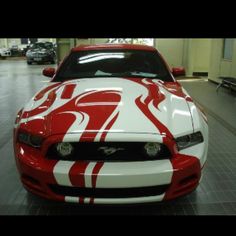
[0,47,11,57]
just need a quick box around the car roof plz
[71,44,157,52]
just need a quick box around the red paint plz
[79,197,84,204]
[125,78,166,110]
[61,84,76,99]
[164,154,201,200]
[172,67,186,77]
[21,118,45,136]
[125,78,173,139]
[92,162,104,188]
[126,77,192,103]
[71,44,157,52]
[34,83,60,101]
[77,90,121,142]
[135,96,173,139]
[69,161,90,187]
[186,96,193,102]
[22,89,122,143]
[14,141,60,201]
[50,112,77,137]
[16,140,201,203]
[100,112,119,141]
[22,89,57,119]
[50,89,121,142]
[162,81,193,102]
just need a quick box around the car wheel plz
[27,61,32,65]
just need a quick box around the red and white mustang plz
[14,44,208,204]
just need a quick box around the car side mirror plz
[43,67,55,78]
[172,67,186,77]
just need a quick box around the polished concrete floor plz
[0,60,236,215]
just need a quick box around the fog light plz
[56,142,74,157]
[144,142,161,157]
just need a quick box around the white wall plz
[208,39,222,82]
[75,38,91,46]
[208,39,236,83]
[180,39,212,76]
[191,39,211,72]
[155,39,184,68]
[75,38,108,46]
[229,39,236,77]
[56,38,74,62]
[7,38,21,47]
[38,38,56,43]
[94,38,108,44]
[0,39,6,48]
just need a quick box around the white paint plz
[179,142,208,167]
[93,194,165,204]
[65,196,79,203]
[96,160,173,188]
[21,77,195,138]
[64,194,165,204]
[148,86,193,137]
[84,198,90,203]
[62,111,90,142]
[53,161,75,186]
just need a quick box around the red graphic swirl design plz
[23,85,122,142]
[100,112,120,142]
[124,78,173,139]
[69,161,90,187]
[162,81,193,102]
[34,82,61,101]
[77,90,121,141]
[22,89,57,119]
[49,90,121,141]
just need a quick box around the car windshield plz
[55,49,173,82]
[30,42,53,50]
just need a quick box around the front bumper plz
[27,55,53,63]
[14,142,204,204]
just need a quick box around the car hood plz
[20,77,194,141]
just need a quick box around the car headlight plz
[175,131,204,151]
[18,132,43,148]
[56,142,74,157]
[143,142,161,157]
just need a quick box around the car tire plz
[27,61,32,65]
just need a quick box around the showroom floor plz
[0,60,236,215]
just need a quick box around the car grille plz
[46,142,172,161]
[48,184,170,198]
